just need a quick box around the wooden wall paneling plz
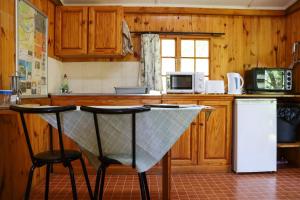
[124,13,287,85]
[55,6,88,56]
[0,114,30,200]
[0,112,49,199]
[286,9,300,93]
[286,10,300,66]
[257,17,275,67]
[0,0,15,90]
[242,16,259,71]
[47,0,55,58]
[273,17,287,67]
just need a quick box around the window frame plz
[160,35,211,78]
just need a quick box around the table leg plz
[162,150,171,200]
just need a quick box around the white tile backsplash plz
[48,61,140,93]
[48,57,63,93]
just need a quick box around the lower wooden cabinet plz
[198,100,232,169]
[163,97,233,173]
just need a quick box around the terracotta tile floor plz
[31,168,300,200]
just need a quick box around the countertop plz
[49,93,300,98]
[49,93,162,97]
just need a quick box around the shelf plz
[277,142,300,148]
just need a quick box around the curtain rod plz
[130,31,225,37]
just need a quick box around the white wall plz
[47,58,140,93]
[48,57,63,93]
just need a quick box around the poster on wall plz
[17,0,48,96]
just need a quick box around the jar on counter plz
[0,90,13,105]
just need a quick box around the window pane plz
[181,40,194,57]
[196,40,209,57]
[162,58,175,75]
[181,58,194,72]
[161,39,175,57]
[196,59,209,75]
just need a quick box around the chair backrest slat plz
[56,112,66,161]
[93,113,103,158]
[80,106,150,168]
[10,105,76,164]
[132,113,136,168]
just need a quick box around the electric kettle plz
[227,72,244,94]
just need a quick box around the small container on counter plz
[0,90,13,105]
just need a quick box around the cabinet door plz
[88,7,123,56]
[55,6,88,56]
[163,100,199,166]
[198,100,232,166]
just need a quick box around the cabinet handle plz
[89,20,93,25]
[81,20,86,25]
[200,123,204,126]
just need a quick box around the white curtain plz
[139,34,162,91]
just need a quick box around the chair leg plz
[79,157,93,199]
[24,165,35,200]
[45,164,51,200]
[94,167,102,200]
[141,172,150,200]
[67,163,78,200]
[98,165,106,200]
[138,173,146,200]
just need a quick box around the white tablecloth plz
[41,106,203,172]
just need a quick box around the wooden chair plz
[80,106,151,200]
[10,105,93,200]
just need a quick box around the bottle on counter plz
[60,74,69,94]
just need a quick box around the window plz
[161,36,210,92]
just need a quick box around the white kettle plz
[227,72,244,94]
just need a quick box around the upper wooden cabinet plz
[55,6,123,57]
[88,7,123,56]
[55,6,88,56]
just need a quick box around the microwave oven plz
[166,72,205,93]
[245,68,292,93]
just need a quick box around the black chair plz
[10,105,93,200]
[80,106,151,200]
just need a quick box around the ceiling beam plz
[124,6,285,16]
[286,0,300,15]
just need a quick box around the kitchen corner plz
[1,0,300,199]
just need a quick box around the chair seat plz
[34,150,82,163]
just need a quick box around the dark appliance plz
[245,68,292,93]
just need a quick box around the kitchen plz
[1,0,300,199]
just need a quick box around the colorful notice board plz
[17,0,48,96]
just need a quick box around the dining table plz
[40,105,209,199]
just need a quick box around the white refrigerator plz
[233,98,277,173]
